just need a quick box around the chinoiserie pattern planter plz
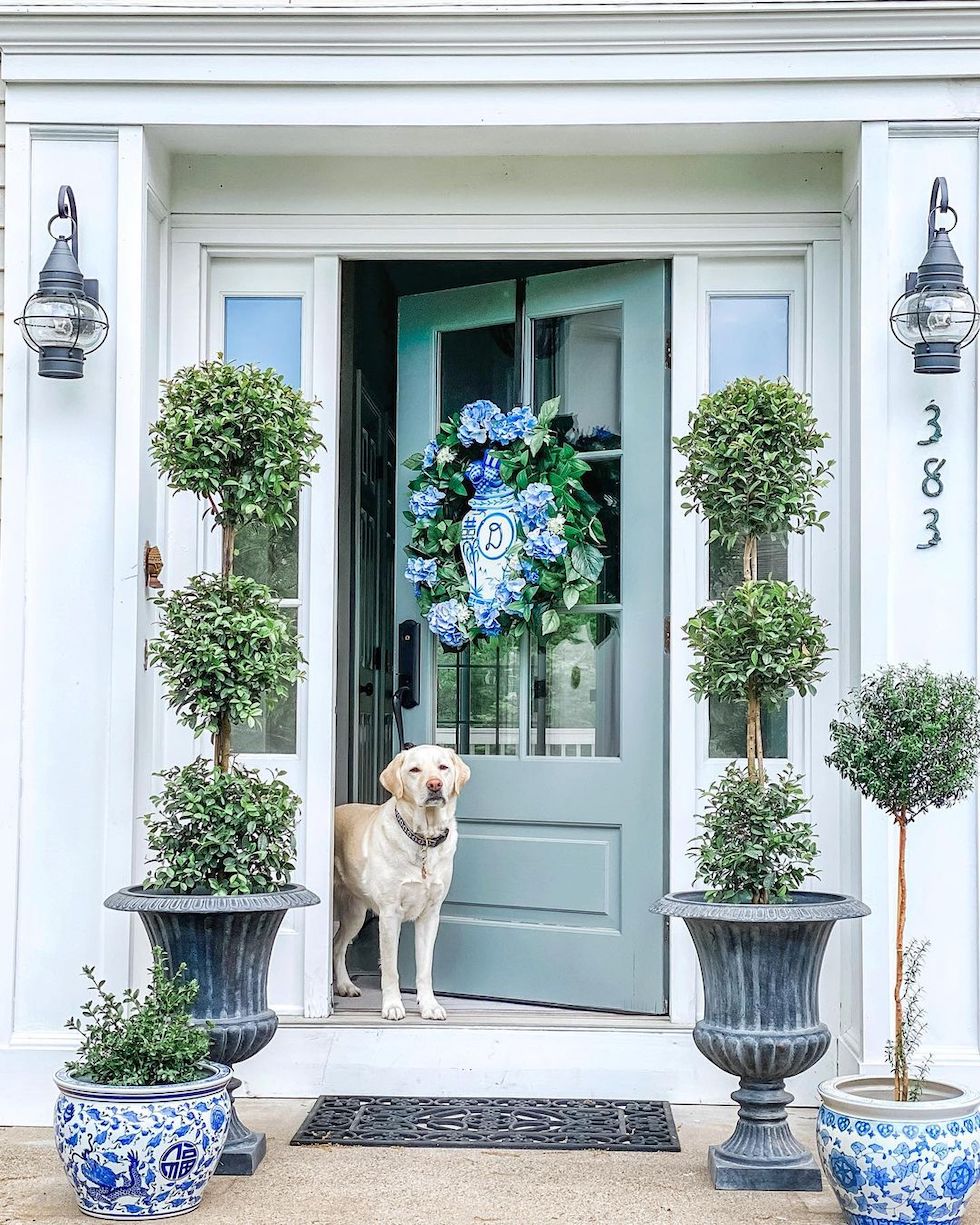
[653,890,869,1191]
[818,1075,980,1225]
[104,884,319,1175]
[54,1062,231,1219]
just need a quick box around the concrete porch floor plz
[5,1099,980,1225]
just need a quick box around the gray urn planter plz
[104,884,319,1176]
[652,890,869,1191]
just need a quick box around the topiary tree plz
[675,376,833,902]
[827,664,980,1099]
[146,357,322,894]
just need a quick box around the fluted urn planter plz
[105,884,319,1176]
[653,890,869,1191]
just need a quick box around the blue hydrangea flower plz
[488,406,538,444]
[427,599,471,648]
[422,440,439,469]
[457,399,499,447]
[943,1158,977,1199]
[521,559,541,584]
[516,482,556,531]
[524,527,568,562]
[498,572,527,599]
[409,485,445,521]
[405,556,438,591]
[474,604,503,636]
[829,1152,865,1192]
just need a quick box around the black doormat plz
[291,1096,679,1152]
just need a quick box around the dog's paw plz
[419,1000,447,1022]
[381,999,406,1021]
[334,982,361,998]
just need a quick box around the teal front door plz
[395,262,669,1013]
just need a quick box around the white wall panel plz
[881,126,980,1062]
[9,133,120,1036]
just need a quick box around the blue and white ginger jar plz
[818,1075,980,1224]
[54,1062,231,1219]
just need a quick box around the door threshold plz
[287,1011,678,1031]
[290,978,673,1030]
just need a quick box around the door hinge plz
[664,335,672,370]
[663,616,671,654]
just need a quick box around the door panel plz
[396,263,668,1012]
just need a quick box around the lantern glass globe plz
[17,292,108,354]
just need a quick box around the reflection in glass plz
[580,459,621,605]
[437,637,520,756]
[708,296,789,393]
[533,308,623,450]
[232,608,299,755]
[708,533,788,600]
[224,296,303,389]
[441,325,516,422]
[234,515,299,599]
[530,615,620,758]
[708,696,788,761]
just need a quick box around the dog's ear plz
[450,751,471,795]
[379,752,405,799]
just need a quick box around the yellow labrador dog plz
[333,745,470,1021]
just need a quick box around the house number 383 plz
[917,401,944,550]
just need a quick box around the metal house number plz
[916,401,944,550]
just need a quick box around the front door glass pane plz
[436,638,520,756]
[533,308,623,449]
[440,324,516,421]
[437,322,517,752]
[530,614,620,758]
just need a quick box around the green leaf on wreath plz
[403,453,424,471]
[538,397,561,427]
[571,543,604,582]
[542,609,561,635]
[563,586,581,610]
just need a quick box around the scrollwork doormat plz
[290,1096,680,1152]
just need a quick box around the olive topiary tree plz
[675,377,833,903]
[827,664,980,1100]
[146,357,322,894]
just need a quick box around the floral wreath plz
[404,397,606,649]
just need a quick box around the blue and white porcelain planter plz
[818,1075,980,1225]
[54,1062,231,1219]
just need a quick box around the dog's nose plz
[426,777,443,793]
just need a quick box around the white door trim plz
[162,216,841,1101]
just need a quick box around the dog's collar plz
[394,809,450,849]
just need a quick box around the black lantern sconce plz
[16,185,109,379]
[890,177,980,374]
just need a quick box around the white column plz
[0,125,152,1124]
[856,120,980,1082]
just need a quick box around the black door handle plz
[359,681,375,697]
